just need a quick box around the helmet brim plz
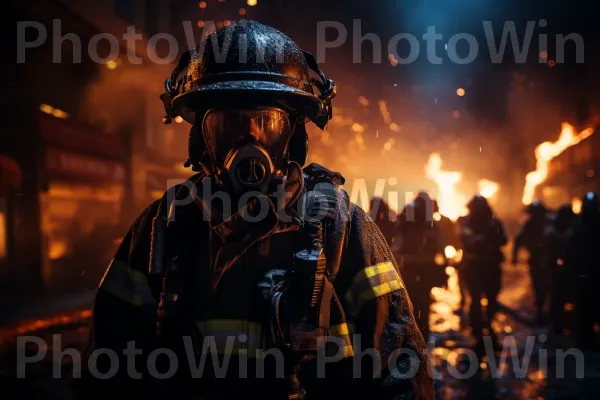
[172,81,323,124]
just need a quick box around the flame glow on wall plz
[425,153,499,221]
[522,123,594,205]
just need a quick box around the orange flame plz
[522,123,594,205]
[478,179,499,199]
[426,153,500,221]
[425,153,468,221]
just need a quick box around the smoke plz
[306,68,591,220]
[77,61,186,139]
[306,75,514,215]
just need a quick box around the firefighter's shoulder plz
[303,163,345,186]
[301,163,349,221]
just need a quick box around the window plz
[40,183,124,285]
[115,0,136,24]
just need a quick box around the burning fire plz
[522,123,594,205]
[425,153,467,221]
[478,179,499,199]
[425,153,499,221]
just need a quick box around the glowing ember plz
[522,123,594,205]
[478,179,499,199]
[49,240,68,260]
[351,122,364,133]
[425,153,467,221]
[382,138,395,152]
[444,245,457,260]
[378,100,392,124]
[572,197,582,214]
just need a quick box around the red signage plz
[46,147,126,184]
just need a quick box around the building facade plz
[2,0,190,292]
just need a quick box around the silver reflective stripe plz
[98,258,156,307]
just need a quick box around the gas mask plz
[200,107,294,196]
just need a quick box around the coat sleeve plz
[333,203,434,400]
[68,201,162,399]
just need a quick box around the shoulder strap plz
[300,164,348,283]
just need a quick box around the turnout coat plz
[69,164,433,400]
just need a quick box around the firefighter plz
[546,204,575,333]
[69,21,433,400]
[566,192,600,350]
[369,196,397,246]
[458,195,507,352]
[512,200,551,325]
[394,192,447,345]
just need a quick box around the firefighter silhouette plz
[566,192,600,350]
[513,200,551,325]
[458,195,507,352]
[546,204,575,333]
[369,196,397,246]
[394,192,446,344]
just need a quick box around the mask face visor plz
[201,107,292,169]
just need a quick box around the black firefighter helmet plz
[466,194,492,218]
[160,20,336,171]
[525,200,548,218]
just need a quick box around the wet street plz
[2,261,600,399]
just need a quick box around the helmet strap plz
[161,50,192,124]
[302,51,336,130]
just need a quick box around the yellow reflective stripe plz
[354,261,396,283]
[339,345,354,358]
[196,319,265,357]
[324,323,354,357]
[328,323,349,336]
[197,319,262,335]
[367,280,403,300]
[202,343,263,358]
[98,258,156,307]
[345,261,403,317]
[99,280,144,306]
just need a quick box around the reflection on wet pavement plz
[430,261,600,399]
[2,261,600,399]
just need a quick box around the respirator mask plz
[200,107,294,196]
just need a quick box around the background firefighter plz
[546,204,576,334]
[69,20,433,400]
[457,195,507,352]
[369,196,397,247]
[566,192,600,350]
[512,200,551,325]
[393,192,447,345]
